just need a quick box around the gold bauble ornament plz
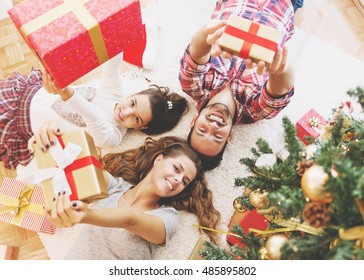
[259,247,269,260]
[249,190,269,209]
[233,197,247,213]
[265,234,289,260]
[301,165,332,203]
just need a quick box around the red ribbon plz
[57,136,102,201]
[224,22,278,59]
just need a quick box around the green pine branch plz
[207,87,364,260]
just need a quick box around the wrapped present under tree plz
[296,108,327,145]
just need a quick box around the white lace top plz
[29,54,148,147]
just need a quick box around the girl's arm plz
[41,72,123,147]
[100,53,123,96]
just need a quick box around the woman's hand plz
[42,71,74,101]
[28,122,63,153]
[44,192,89,228]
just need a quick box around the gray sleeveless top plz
[65,173,179,260]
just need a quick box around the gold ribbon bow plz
[307,116,320,128]
[0,184,33,217]
[0,181,45,227]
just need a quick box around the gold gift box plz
[34,130,107,202]
[219,15,282,64]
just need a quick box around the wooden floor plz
[0,0,364,260]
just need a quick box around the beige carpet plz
[35,0,364,259]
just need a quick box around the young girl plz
[0,54,188,169]
[45,136,220,260]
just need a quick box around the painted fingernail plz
[72,202,77,207]
[41,147,46,152]
[45,144,50,149]
[56,128,60,133]
[62,191,66,195]
[53,197,56,201]
[58,192,61,196]
[50,141,54,146]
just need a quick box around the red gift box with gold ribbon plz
[227,209,268,247]
[296,108,327,145]
[8,0,143,88]
[0,177,55,234]
[33,130,108,202]
[218,15,282,64]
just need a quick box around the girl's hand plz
[42,71,74,101]
[28,122,63,153]
[44,192,89,227]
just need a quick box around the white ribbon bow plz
[20,140,82,196]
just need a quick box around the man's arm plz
[265,46,295,98]
[188,19,227,64]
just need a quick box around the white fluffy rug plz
[38,0,364,260]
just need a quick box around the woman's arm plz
[46,192,168,245]
[85,206,167,245]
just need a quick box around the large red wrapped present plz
[33,130,108,202]
[8,0,143,88]
[227,209,268,247]
[218,15,282,64]
[296,108,327,145]
[0,178,55,234]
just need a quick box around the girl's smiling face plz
[113,94,153,129]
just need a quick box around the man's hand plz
[189,19,228,64]
[245,46,289,76]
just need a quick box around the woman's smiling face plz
[113,94,153,129]
[151,153,197,198]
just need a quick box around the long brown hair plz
[103,136,221,243]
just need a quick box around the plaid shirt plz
[179,0,295,124]
[0,69,42,169]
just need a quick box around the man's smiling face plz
[190,103,234,156]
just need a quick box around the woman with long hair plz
[46,136,220,260]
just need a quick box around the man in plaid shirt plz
[179,0,296,170]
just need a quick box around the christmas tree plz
[200,87,364,260]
